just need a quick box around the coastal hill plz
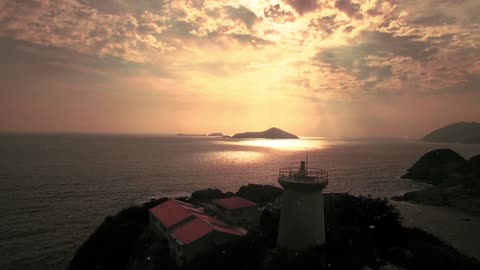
[394,149,480,214]
[232,127,299,139]
[68,184,480,270]
[421,122,480,144]
[400,148,467,185]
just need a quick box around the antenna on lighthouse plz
[306,151,309,171]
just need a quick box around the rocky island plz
[393,149,480,214]
[68,184,479,270]
[421,122,480,144]
[176,133,206,137]
[232,127,299,139]
[208,132,224,137]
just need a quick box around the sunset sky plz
[1,0,479,138]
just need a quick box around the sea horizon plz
[0,131,420,141]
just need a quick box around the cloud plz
[310,23,480,96]
[1,0,480,103]
[409,13,456,26]
[0,0,173,62]
[308,14,343,38]
[311,30,441,92]
[224,5,258,28]
[343,25,354,33]
[353,31,432,59]
[229,33,273,46]
[78,0,166,14]
[313,30,433,69]
[0,37,174,80]
[263,3,295,23]
[1,0,480,137]
[283,0,320,16]
[355,59,393,81]
[334,0,363,20]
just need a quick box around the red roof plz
[172,218,214,244]
[172,214,246,244]
[213,196,257,209]
[149,200,193,228]
[150,199,247,245]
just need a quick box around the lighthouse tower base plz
[277,190,326,249]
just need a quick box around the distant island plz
[208,132,224,137]
[232,127,299,139]
[393,149,480,214]
[421,122,480,144]
[176,133,206,137]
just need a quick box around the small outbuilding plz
[213,196,259,226]
[149,199,246,266]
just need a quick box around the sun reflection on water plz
[195,150,265,164]
[198,139,329,165]
[220,138,329,151]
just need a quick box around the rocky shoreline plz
[392,186,480,214]
[393,149,480,214]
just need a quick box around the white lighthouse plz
[277,161,329,249]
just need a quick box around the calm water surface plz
[1,134,479,269]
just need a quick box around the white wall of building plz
[277,190,325,249]
[218,206,259,226]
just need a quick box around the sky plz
[0,0,479,138]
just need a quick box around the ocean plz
[1,134,479,270]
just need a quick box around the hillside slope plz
[421,122,480,144]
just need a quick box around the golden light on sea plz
[195,150,265,164]
[220,138,329,151]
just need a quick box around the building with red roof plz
[213,196,259,226]
[149,199,246,266]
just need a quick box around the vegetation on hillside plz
[68,185,480,270]
[395,149,480,213]
[421,122,480,144]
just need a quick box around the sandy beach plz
[395,201,480,260]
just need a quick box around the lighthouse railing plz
[278,167,328,185]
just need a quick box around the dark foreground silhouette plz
[68,184,480,270]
